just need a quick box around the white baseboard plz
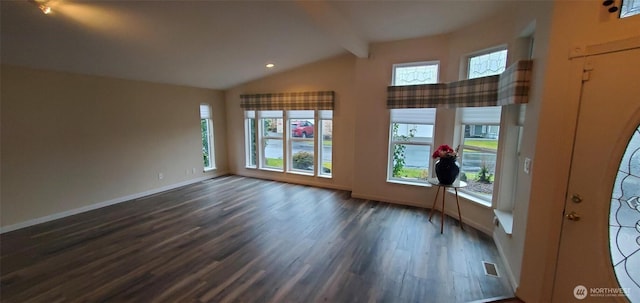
[350,192,493,235]
[0,176,213,234]
[236,171,352,192]
[493,231,519,292]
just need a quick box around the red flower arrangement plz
[432,144,459,160]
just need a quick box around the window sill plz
[317,174,333,179]
[494,209,514,235]
[259,167,284,173]
[452,190,492,208]
[204,167,216,172]
[287,170,314,177]
[387,179,432,188]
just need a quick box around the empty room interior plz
[2,1,640,302]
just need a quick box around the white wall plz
[1,65,228,229]
[225,54,357,191]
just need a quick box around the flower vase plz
[435,157,460,185]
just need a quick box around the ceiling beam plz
[295,1,369,58]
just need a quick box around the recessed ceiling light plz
[40,5,52,14]
[29,0,53,15]
[266,63,275,68]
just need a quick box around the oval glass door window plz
[610,125,640,302]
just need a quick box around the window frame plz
[287,110,316,176]
[258,111,285,171]
[244,110,333,178]
[318,111,333,178]
[458,122,500,203]
[200,104,215,171]
[456,47,508,204]
[387,60,440,186]
[466,47,508,79]
[387,120,435,185]
[244,111,257,168]
[392,60,440,86]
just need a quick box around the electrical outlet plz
[524,158,532,174]
[158,172,164,180]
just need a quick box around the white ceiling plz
[1,0,513,90]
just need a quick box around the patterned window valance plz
[497,60,532,106]
[240,91,334,110]
[387,60,532,108]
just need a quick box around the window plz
[388,62,439,185]
[288,110,315,174]
[609,125,640,300]
[392,61,439,86]
[245,111,257,168]
[458,107,501,201]
[621,0,640,18]
[458,48,507,202]
[245,110,333,177]
[260,111,284,170]
[467,49,507,79]
[200,104,215,170]
[388,109,435,184]
[318,110,333,177]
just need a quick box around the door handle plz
[566,211,581,221]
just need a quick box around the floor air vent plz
[482,261,500,277]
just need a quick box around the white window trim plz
[200,104,215,171]
[457,123,499,203]
[202,118,216,170]
[387,61,439,186]
[453,47,508,207]
[318,117,333,178]
[287,111,316,176]
[391,60,440,86]
[387,123,434,185]
[465,46,508,79]
[245,110,333,178]
[244,117,257,169]
[259,112,285,171]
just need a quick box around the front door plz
[552,46,640,302]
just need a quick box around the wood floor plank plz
[1,175,513,302]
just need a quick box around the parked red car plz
[291,120,314,138]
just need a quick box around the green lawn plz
[265,158,283,168]
[266,158,333,172]
[464,139,498,150]
[460,171,495,183]
[394,167,429,179]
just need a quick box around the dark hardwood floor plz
[1,175,513,302]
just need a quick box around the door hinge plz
[582,62,594,82]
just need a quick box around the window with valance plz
[241,91,335,177]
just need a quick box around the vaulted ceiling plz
[1,0,515,90]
